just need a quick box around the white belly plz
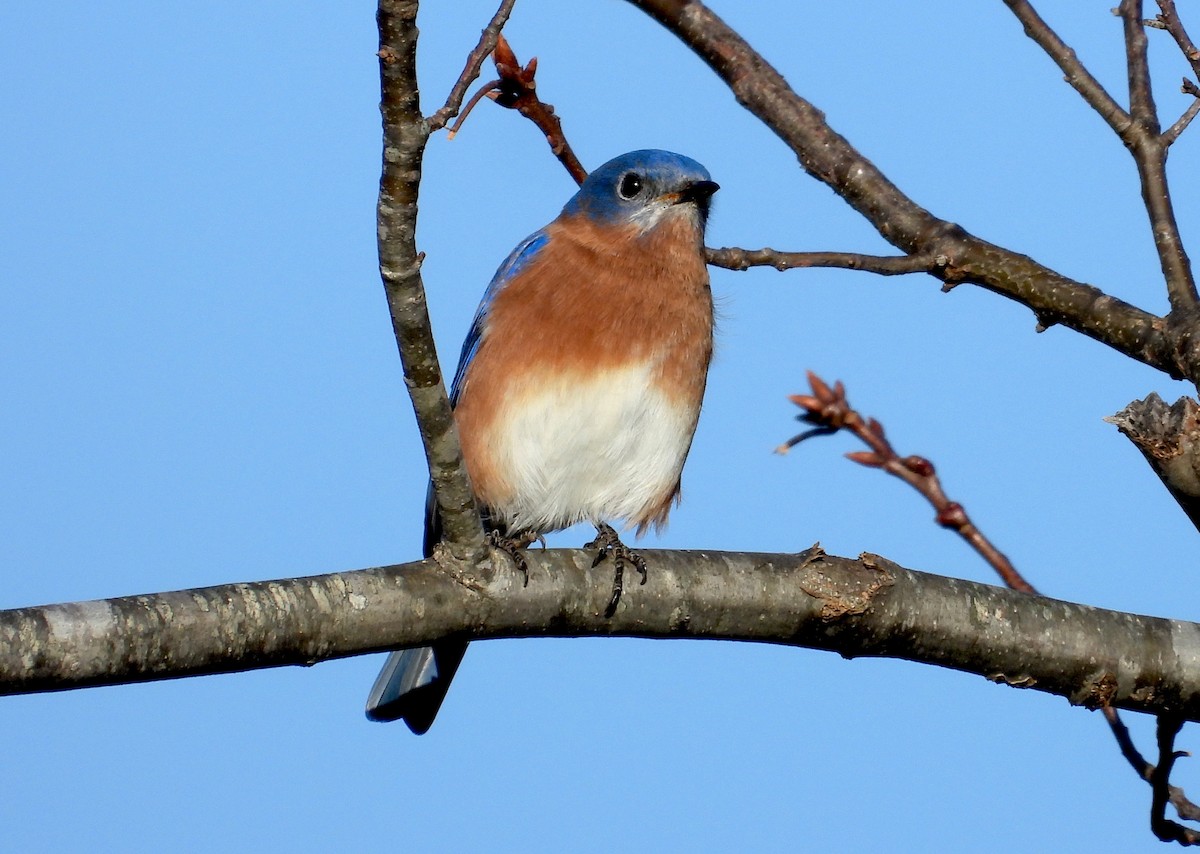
[490,362,695,534]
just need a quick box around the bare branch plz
[782,376,1200,815]
[1108,394,1200,534]
[624,0,1196,381]
[377,1,485,560]
[1157,0,1200,84]
[449,35,588,185]
[1156,3,1200,146]
[427,0,518,132]
[1002,0,1133,136]
[1116,1,1200,315]
[1163,95,1200,146]
[1122,0,1161,133]
[6,547,1200,723]
[1151,715,1200,844]
[781,373,1035,593]
[705,247,935,276]
[1105,707,1200,824]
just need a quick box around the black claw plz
[487,530,531,587]
[587,523,646,617]
[604,561,624,618]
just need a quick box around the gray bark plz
[4,546,1199,722]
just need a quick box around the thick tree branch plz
[626,0,1200,382]
[376,0,485,560]
[4,547,1200,723]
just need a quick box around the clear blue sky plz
[3,2,1198,851]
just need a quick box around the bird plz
[365,149,719,733]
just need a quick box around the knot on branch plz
[797,549,896,621]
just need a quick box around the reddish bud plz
[493,34,518,71]
[788,393,823,413]
[936,502,968,528]
[807,371,833,402]
[903,455,935,477]
[846,451,883,468]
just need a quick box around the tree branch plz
[624,0,1198,382]
[782,373,1035,593]
[1151,714,1200,844]
[448,35,588,184]
[1108,394,1200,534]
[1118,0,1200,316]
[1123,0,1161,134]
[705,247,935,276]
[1002,0,1133,136]
[427,0,518,132]
[5,547,1200,723]
[1105,706,1200,824]
[376,0,485,560]
[1163,95,1200,147]
[1157,0,1200,85]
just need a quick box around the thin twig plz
[1104,706,1200,822]
[448,34,587,184]
[780,372,1035,593]
[1002,0,1133,136]
[427,0,519,132]
[1005,2,1196,312]
[1157,0,1200,84]
[1117,0,1200,314]
[1157,0,1200,146]
[1151,714,1200,844]
[1163,95,1200,145]
[784,372,1200,828]
[705,247,936,276]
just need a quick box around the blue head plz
[561,150,718,231]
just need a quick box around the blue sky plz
[3,2,1198,851]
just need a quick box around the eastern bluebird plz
[366,150,718,732]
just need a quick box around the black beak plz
[678,180,720,204]
[676,179,719,220]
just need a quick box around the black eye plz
[617,172,644,200]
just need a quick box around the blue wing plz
[449,229,550,404]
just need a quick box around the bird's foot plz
[487,530,538,587]
[586,523,647,617]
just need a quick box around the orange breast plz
[452,210,713,533]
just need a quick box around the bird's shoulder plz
[449,229,550,402]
